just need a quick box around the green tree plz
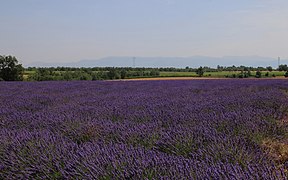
[79,72,92,80]
[284,71,288,78]
[266,66,273,72]
[196,66,204,77]
[29,68,54,81]
[255,70,262,78]
[120,69,127,79]
[278,64,288,71]
[107,68,120,79]
[238,71,244,78]
[62,71,73,80]
[0,55,24,81]
[150,70,160,77]
[247,70,252,77]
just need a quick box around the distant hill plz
[26,56,288,68]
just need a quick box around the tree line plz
[1,55,288,81]
[26,65,288,73]
[27,67,160,81]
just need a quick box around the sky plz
[1,0,288,66]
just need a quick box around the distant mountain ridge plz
[25,56,288,68]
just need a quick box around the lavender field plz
[0,80,288,179]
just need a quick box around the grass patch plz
[159,71,286,78]
[262,139,288,164]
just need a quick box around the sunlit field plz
[159,71,286,77]
[0,80,287,179]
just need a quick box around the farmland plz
[159,71,286,78]
[22,69,287,81]
[0,80,288,179]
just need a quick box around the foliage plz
[196,66,204,77]
[107,68,120,79]
[0,55,24,81]
[266,66,273,72]
[120,69,127,79]
[26,67,161,81]
[24,64,288,81]
[255,70,262,78]
[149,69,160,77]
[279,64,288,71]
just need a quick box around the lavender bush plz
[0,79,288,179]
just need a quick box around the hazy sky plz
[1,0,288,65]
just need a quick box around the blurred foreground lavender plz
[0,79,288,179]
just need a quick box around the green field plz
[160,71,285,78]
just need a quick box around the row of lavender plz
[1,80,288,179]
